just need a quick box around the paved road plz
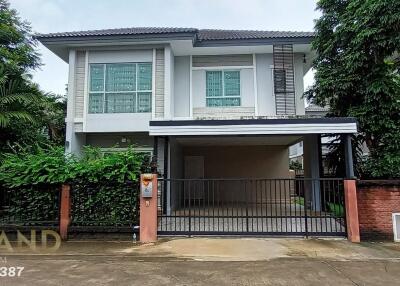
[2,256,400,286]
[1,238,400,285]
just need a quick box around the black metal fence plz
[0,186,60,229]
[158,178,346,236]
[0,182,140,234]
[69,181,140,233]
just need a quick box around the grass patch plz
[294,197,305,206]
[327,202,344,217]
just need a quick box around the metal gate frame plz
[157,178,346,237]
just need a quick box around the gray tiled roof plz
[36,27,198,38]
[305,104,330,112]
[36,27,315,41]
[197,29,315,41]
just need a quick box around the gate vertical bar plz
[304,179,309,237]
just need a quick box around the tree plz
[0,0,40,76]
[0,0,66,152]
[306,0,400,178]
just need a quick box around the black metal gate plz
[157,178,346,236]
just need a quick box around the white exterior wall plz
[173,56,190,118]
[85,133,153,148]
[64,46,308,155]
[256,53,275,116]
[294,54,305,115]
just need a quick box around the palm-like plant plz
[0,67,43,128]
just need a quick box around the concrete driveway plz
[1,237,400,285]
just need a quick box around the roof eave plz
[35,32,197,45]
[194,36,314,47]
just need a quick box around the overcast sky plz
[9,0,320,95]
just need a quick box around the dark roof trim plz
[36,27,198,39]
[36,32,196,45]
[36,27,315,46]
[194,37,314,47]
[150,117,357,127]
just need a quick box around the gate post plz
[60,184,71,240]
[344,179,360,242]
[140,174,158,242]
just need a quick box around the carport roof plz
[149,117,358,136]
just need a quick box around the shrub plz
[0,146,149,226]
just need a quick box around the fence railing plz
[157,178,346,236]
[0,182,140,234]
[0,186,60,228]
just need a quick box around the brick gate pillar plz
[344,179,360,242]
[140,174,158,242]
[59,184,71,240]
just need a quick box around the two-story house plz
[38,27,357,235]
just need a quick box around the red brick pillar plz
[140,174,158,242]
[344,179,360,242]
[59,184,71,240]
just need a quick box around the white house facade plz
[38,28,357,235]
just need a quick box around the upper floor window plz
[88,63,152,114]
[206,70,240,107]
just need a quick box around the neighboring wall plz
[357,181,400,240]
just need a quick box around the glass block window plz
[88,63,152,113]
[206,70,240,107]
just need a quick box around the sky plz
[9,0,320,95]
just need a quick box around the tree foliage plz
[0,146,149,187]
[0,0,40,75]
[306,0,400,178]
[0,0,66,152]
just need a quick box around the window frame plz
[205,70,241,107]
[88,62,153,114]
[100,147,153,161]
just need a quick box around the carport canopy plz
[148,117,357,136]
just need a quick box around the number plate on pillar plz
[141,174,153,198]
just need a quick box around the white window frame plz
[100,147,153,156]
[88,62,153,114]
[205,70,241,107]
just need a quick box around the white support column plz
[65,49,86,156]
[189,55,193,118]
[151,49,156,119]
[253,54,258,117]
[167,138,171,215]
[344,134,355,178]
[82,50,89,131]
[66,50,76,123]
[303,134,322,211]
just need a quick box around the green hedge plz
[0,146,149,226]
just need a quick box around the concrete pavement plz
[1,237,400,285]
